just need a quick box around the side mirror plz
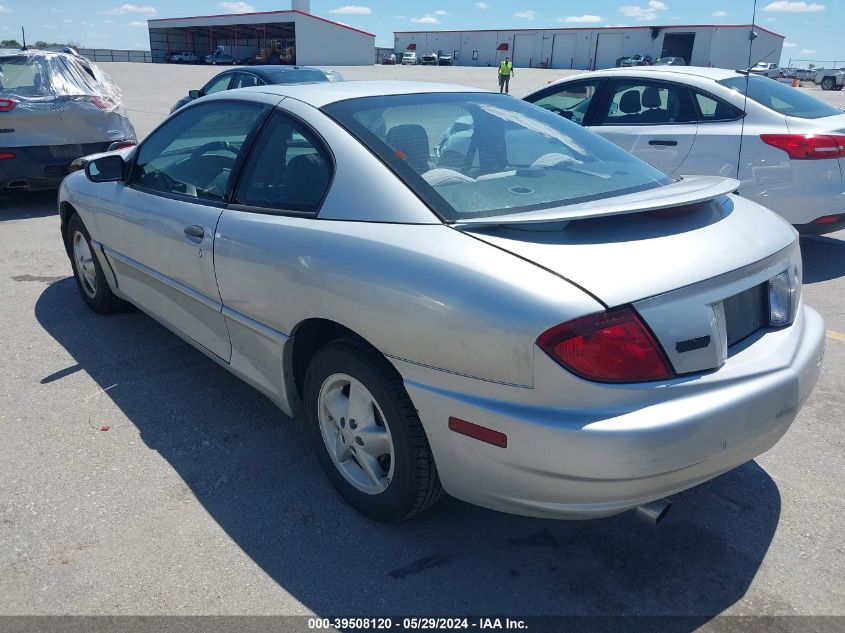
[188,89,201,99]
[86,155,125,183]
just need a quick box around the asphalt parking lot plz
[1,64,843,624]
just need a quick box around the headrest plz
[619,90,642,114]
[386,124,430,171]
[642,86,662,108]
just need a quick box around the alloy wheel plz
[317,373,395,495]
[72,230,97,299]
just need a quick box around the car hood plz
[461,185,797,307]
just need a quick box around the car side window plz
[234,112,332,213]
[528,81,601,126]
[600,80,695,125]
[130,102,265,201]
[203,74,233,95]
[692,90,744,122]
[233,73,261,89]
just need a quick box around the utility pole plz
[21,26,26,49]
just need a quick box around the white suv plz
[402,52,417,65]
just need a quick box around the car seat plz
[282,153,330,209]
[618,90,643,122]
[713,101,736,120]
[640,86,669,123]
[386,124,432,172]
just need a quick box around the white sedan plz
[523,66,845,234]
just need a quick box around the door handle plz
[184,225,204,239]
[648,139,678,146]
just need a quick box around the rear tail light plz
[0,98,16,112]
[0,152,14,160]
[813,214,842,224]
[537,307,674,383]
[86,96,113,110]
[760,133,845,160]
[107,141,137,151]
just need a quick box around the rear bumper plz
[403,306,825,519]
[0,142,116,191]
[793,217,845,235]
[740,174,845,229]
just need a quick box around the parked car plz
[749,62,778,77]
[59,81,823,523]
[813,68,844,91]
[438,53,453,66]
[170,65,336,113]
[522,66,845,233]
[794,68,816,81]
[654,56,685,66]
[401,51,417,65]
[204,51,239,65]
[420,52,438,65]
[621,53,652,67]
[382,53,396,65]
[0,49,136,192]
[170,51,199,64]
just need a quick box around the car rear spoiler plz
[451,175,740,227]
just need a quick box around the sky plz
[0,0,843,65]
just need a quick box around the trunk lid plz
[0,97,130,147]
[463,191,795,307]
[463,190,799,375]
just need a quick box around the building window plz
[472,50,478,60]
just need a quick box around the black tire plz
[821,77,834,90]
[66,214,127,314]
[304,338,443,522]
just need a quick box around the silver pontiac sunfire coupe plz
[58,81,825,523]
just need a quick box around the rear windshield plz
[0,55,51,95]
[267,69,329,84]
[0,53,119,102]
[719,75,842,119]
[323,93,670,222]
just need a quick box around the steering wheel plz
[540,104,574,120]
[189,140,239,160]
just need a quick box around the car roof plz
[225,65,327,79]
[239,80,487,107]
[558,66,743,82]
[0,48,75,60]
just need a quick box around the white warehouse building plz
[147,0,374,66]
[394,24,784,70]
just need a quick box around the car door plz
[524,78,606,126]
[588,78,699,175]
[212,108,334,411]
[96,100,268,361]
[675,88,745,179]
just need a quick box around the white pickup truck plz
[814,68,845,91]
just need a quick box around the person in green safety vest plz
[498,57,514,94]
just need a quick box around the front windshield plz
[720,75,842,119]
[323,92,671,222]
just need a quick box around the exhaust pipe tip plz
[635,498,671,524]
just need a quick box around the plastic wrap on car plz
[0,50,124,111]
[0,49,136,147]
